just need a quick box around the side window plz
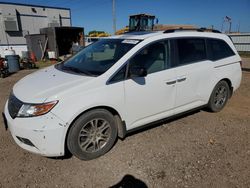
[129,41,168,75]
[208,39,235,61]
[109,65,127,83]
[176,38,206,65]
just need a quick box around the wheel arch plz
[64,105,127,156]
[220,78,233,98]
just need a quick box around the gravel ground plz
[0,58,250,188]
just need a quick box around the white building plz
[0,2,71,57]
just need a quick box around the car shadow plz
[109,174,148,188]
[242,68,250,72]
[47,147,73,160]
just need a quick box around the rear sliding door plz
[171,38,213,113]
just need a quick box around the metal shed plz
[228,33,250,52]
[40,27,84,57]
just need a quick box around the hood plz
[13,65,94,103]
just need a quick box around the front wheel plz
[67,109,118,160]
[207,80,230,112]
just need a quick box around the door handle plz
[177,77,186,82]
[166,80,177,85]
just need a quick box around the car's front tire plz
[207,80,230,112]
[67,109,118,160]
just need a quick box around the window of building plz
[31,8,37,13]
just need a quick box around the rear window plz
[208,39,235,61]
[176,38,206,65]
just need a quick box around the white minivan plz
[3,29,242,160]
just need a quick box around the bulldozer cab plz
[129,14,155,32]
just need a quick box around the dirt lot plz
[0,59,250,188]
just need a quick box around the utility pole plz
[237,21,240,33]
[221,16,232,33]
[225,16,232,33]
[221,19,225,32]
[112,0,116,34]
[229,21,232,33]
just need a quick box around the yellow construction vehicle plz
[116,13,196,35]
[129,14,155,32]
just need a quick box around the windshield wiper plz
[61,66,95,76]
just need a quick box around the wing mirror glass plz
[130,67,147,78]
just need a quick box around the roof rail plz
[163,27,221,34]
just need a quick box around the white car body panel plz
[4,31,242,157]
[4,102,67,156]
[174,60,213,113]
[14,66,94,103]
[124,69,176,130]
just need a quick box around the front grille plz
[8,93,23,119]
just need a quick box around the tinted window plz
[208,39,235,61]
[129,41,168,75]
[109,65,127,83]
[176,38,206,65]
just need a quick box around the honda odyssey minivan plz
[3,29,242,160]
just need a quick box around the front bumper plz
[4,101,68,157]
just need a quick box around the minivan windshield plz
[56,39,139,76]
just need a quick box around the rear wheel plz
[207,80,230,112]
[67,109,118,160]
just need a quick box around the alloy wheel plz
[78,118,111,153]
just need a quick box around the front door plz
[124,40,177,129]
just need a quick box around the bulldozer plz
[129,14,156,31]
[115,13,196,35]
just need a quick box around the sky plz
[1,0,250,34]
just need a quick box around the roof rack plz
[163,27,221,34]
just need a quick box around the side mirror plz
[130,67,147,78]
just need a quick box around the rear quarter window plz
[207,39,235,61]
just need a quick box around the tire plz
[67,109,118,160]
[207,80,230,112]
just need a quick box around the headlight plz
[17,101,58,117]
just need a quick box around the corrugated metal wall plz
[228,34,250,52]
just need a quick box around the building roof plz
[0,2,70,10]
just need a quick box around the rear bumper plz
[4,101,67,157]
